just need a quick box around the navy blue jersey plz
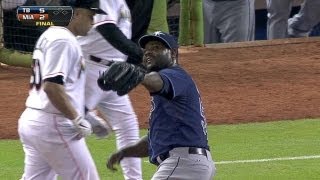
[148,65,209,164]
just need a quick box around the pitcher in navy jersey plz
[106,31,216,180]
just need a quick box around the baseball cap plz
[139,31,179,50]
[72,0,106,14]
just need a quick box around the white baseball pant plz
[18,108,99,180]
[85,60,142,180]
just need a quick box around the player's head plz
[139,31,179,72]
[68,0,106,36]
[71,0,106,14]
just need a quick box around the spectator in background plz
[266,0,320,39]
[126,0,154,43]
[203,0,255,43]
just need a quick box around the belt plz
[89,55,114,66]
[156,147,208,165]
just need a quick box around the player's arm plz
[97,63,172,96]
[141,72,163,93]
[43,76,78,120]
[42,40,91,136]
[142,72,174,99]
[43,78,92,137]
[96,23,143,64]
[120,135,149,157]
[106,135,149,171]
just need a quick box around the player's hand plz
[106,150,125,172]
[72,116,92,137]
[85,111,112,138]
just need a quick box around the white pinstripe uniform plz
[77,0,142,179]
[18,26,99,180]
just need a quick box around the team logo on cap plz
[154,31,165,36]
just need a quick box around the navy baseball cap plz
[72,0,106,14]
[139,31,179,50]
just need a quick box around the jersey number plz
[30,59,42,90]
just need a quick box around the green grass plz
[1,119,320,180]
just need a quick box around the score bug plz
[16,6,73,26]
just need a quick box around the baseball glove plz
[97,62,146,96]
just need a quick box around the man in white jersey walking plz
[18,0,106,179]
[77,0,143,179]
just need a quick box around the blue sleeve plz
[155,67,188,99]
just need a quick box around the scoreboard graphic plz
[16,6,73,26]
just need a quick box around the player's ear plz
[171,48,178,64]
[72,8,81,19]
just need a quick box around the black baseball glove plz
[97,62,146,96]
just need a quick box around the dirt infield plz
[1,39,320,139]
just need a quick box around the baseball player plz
[288,0,320,37]
[77,0,143,179]
[266,0,320,39]
[203,0,255,43]
[101,31,216,180]
[18,0,106,179]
